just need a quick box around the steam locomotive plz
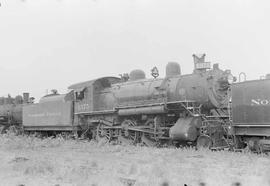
[3,54,270,152]
[22,54,233,148]
[0,93,31,133]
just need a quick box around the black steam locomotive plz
[0,93,32,133]
[3,54,270,152]
[21,54,233,148]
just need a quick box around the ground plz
[0,133,270,186]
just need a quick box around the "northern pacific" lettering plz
[251,99,270,106]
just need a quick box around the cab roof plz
[68,76,121,91]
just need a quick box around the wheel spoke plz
[120,119,139,144]
[96,124,112,142]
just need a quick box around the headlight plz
[227,74,234,84]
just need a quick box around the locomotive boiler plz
[67,54,233,147]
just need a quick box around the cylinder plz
[169,117,201,141]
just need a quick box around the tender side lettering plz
[28,112,61,117]
[251,99,270,106]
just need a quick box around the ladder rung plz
[186,107,200,109]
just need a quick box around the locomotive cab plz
[68,77,121,114]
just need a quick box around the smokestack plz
[23,92,29,103]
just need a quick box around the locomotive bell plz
[129,69,146,81]
[166,62,181,77]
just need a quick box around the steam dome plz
[166,62,181,77]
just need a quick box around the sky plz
[0,0,270,100]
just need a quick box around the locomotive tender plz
[23,92,74,132]
[22,54,233,148]
[231,77,270,152]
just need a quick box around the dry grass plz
[0,132,270,186]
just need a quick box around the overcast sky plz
[0,0,270,100]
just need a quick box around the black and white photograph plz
[0,0,270,186]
